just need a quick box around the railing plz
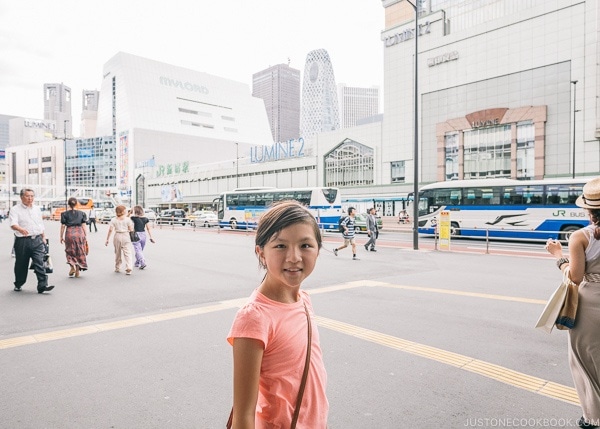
[429,226,574,254]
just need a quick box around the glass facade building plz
[300,49,340,140]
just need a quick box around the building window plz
[181,120,214,129]
[178,108,198,115]
[463,125,511,179]
[444,133,459,180]
[324,139,374,187]
[28,168,38,174]
[42,156,52,162]
[28,158,38,164]
[516,121,535,179]
[42,167,52,173]
[391,161,405,183]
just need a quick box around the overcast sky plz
[0,0,384,133]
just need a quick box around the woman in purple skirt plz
[130,205,155,269]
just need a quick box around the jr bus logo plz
[552,210,586,217]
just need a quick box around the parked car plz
[353,213,383,233]
[98,208,116,224]
[190,212,218,228]
[144,209,156,221]
[156,209,188,225]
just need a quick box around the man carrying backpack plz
[333,207,359,260]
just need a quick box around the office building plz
[381,0,600,183]
[0,114,18,151]
[66,136,117,189]
[252,63,301,143]
[337,84,380,129]
[300,49,340,140]
[81,90,100,139]
[44,83,72,138]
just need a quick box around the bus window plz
[545,183,584,205]
[226,194,239,207]
[294,191,311,206]
[432,188,461,206]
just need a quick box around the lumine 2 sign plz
[250,138,306,163]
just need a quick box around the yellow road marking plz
[372,282,548,305]
[316,316,579,406]
[0,282,575,405]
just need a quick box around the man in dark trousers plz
[9,188,55,293]
[88,204,98,232]
[364,207,379,252]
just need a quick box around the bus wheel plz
[560,225,581,242]
[230,219,238,230]
[450,222,461,236]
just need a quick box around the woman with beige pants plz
[105,205,135,275]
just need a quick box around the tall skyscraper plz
[81,90,100,138]
[252,63,300,143]
[300,49,340,140]
[337,84,380,129]
[44,83,72,138]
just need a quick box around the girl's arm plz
[60,225,65,244]
[145,222,155,243]
[232,337,264,429]
[105,225,113,246]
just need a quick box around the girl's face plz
[256,222,320,291]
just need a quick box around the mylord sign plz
[250,138,306,163]
[159,76,209,94]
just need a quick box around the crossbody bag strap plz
[290,301,312,429]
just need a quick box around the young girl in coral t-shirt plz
[228,201,328,428]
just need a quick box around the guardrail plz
[429,226,574,254]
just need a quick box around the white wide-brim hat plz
[576,177,600,209]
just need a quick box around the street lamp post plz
[235,142,239,188]
[64,119,70,208]
[571,80,578,179]
[407,0,420,250]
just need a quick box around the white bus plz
[214,187,342,230]
[417,178,592,241]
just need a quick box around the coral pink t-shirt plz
[228,289,328,428]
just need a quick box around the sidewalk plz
[381,216,413,233]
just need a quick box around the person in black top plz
[130,205,155,269]
[60,197,88,278]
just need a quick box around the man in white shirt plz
[9,188,55,293]
[88,205,97,232]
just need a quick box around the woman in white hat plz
[546,177,600,428]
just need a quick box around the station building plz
[145,0,600,216]
[95,52,274,201]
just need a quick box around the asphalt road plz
[0,220,582,428]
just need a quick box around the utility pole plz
[571,80,578,179]
[64,119,70,208]
[407,0,420,250]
